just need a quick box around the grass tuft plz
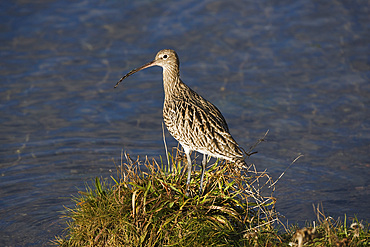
[54,148,279,246]
[287,204,370,247]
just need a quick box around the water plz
[1,0,369,245]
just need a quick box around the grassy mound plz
[54,149,278,246]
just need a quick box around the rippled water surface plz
[1,0,369,245]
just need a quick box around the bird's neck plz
[162,66,180,98]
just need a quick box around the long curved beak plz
[114,59,158,88]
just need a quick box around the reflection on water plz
[1,0,369,245]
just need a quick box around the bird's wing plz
[180,81,229,132]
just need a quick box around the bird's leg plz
[199,154,207,195]
[185,151,192,197]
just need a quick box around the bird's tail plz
[234,159,248,170]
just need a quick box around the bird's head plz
[114,49,179,88]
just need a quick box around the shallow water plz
[1,0,369,245]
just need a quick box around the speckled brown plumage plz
[115,49,246,195]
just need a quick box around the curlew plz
[115,49,246,195]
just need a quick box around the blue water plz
[1,0,369,245]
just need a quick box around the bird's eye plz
[163,54,168,59]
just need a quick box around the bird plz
[115,49,247,195]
